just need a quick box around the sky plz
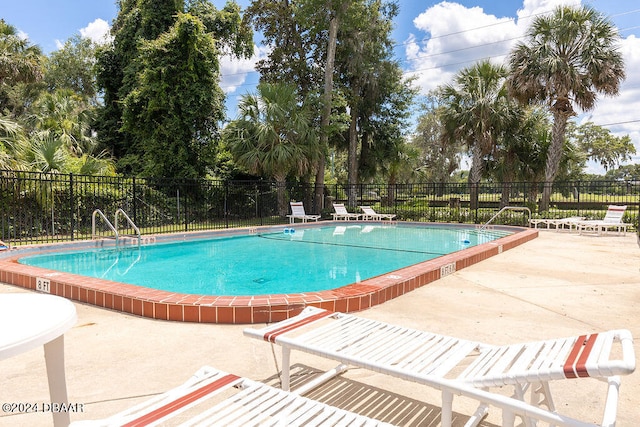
[2,0,640,173]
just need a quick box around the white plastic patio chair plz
[287,201,320,224]
[577,205,632,235]
[331,203,361,220]
[245,307,635,427]
[359,206,396,221]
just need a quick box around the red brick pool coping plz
[0,223,537,324]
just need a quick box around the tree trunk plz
[469,144,483,211]
[347,106,359,207]
[314,13,339,214]
[276,176,288,217]
[540,103,572,212]
[500,154,515,208]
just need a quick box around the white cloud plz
[517,0,581,19]
[219,45,269,94]
[16,30,29,41]
[79,19,112,45]
[405,2,519,93]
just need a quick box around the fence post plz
[574,182,580,215]
[69,173,75,241]
[224,181,229,229]
[132,177,137,225]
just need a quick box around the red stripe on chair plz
[563,335,588,379]
[122,374,240,427]
[575,333,598,378]
[264,310,334,343]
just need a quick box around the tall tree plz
[245,0,320,96]
[224,83,319,216]
[96,0,183,173]
[334,0,416,206]
[356,60,417,201]
[299,0,351,213]
[411,98,461,188]
[121,13,223,179]
[508,5,625,211]
[96,0,252,177]
[439,60,515,210]
[247,0,349,213]
[44,35,99,104]
[338,0,388,204]
[566,121,635,172]
[489,107,548,207]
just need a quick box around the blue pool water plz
[19,225,509,296]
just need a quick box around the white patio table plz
[0,293,77,427]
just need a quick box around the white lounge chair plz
[529,216,584,231]
[331,203,361,220]
[245,306,635,427]
[359,206,396,221]
[577,205,632,235]
[69,364,615,427]
[287,201,320,224]
[70,366,396,427]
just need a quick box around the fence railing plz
[0,170,638,245]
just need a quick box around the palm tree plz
[490,107,549,207]
[0,20,43,113]
[224,82,320,216]
[439,60,515,210]
[29,89,96,156]
[0,115,28,169]
[507,5,625,212]
[21,131,69,173]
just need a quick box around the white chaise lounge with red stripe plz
[244,307,635,427]
[577,205,632,235]
[70,366,397,427]
[69,365,620,427]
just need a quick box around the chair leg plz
[533,382,555,412]
[281,346,291,391]
[441,390,453,427]
[464,402,489,427]
[44,336,71,427]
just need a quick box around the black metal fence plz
[0,170,638,245]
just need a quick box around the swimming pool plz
[0,222,538,324]
[18,225,509,296]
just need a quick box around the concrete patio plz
[0,230,638,426]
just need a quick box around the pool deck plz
[0,222,536,324]
[0,230,638,426]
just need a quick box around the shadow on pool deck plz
[0,230,638,426]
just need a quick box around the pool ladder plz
[92,209,141,247]
[479,206,531,231]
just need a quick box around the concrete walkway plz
[0,230,638,426]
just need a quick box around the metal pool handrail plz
[480,206,531,232]
[92,209,119,245]
[115,208,141,247]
